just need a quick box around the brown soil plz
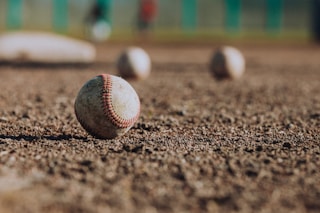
[0,43,319,213]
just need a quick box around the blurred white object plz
[0,31,96,63]
[90,20,111,42]
[209,46,245,80]
[117,47,151,80]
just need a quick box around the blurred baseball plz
[117,47,151,80]
[74,74,140,139]
[90,20,111,42]
[209,46,245,80]
[0,31,96,63]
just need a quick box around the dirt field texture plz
[0,43,319,213]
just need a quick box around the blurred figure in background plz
[85,0,111,42]
[312,0,320,42]
[137,0,157,41]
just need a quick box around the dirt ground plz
[0,42,319,213]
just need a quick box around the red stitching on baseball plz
[99,74,140,128]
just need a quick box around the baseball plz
[74,74,140,139]
[209,46,245,80]
[117,47,151,80]
[90,20,111,42]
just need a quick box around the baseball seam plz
[100,74,140,128]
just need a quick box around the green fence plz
[0,0,313,39]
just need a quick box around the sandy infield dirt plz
[0,43,319,213]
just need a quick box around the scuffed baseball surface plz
[209,46,245,80]
[117,47,151,80]
[74,74,140,139]
[0,31,96,63]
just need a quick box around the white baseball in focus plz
[209,46,245,80]
[117,47,151,80]
[74,74,140,139]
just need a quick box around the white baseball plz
[90,20,111,42]
[117,47,151,80]
[209,46,245,80]
[74,74,140,139]
[0,31,96,63]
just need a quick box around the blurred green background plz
[0,0,314,43]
